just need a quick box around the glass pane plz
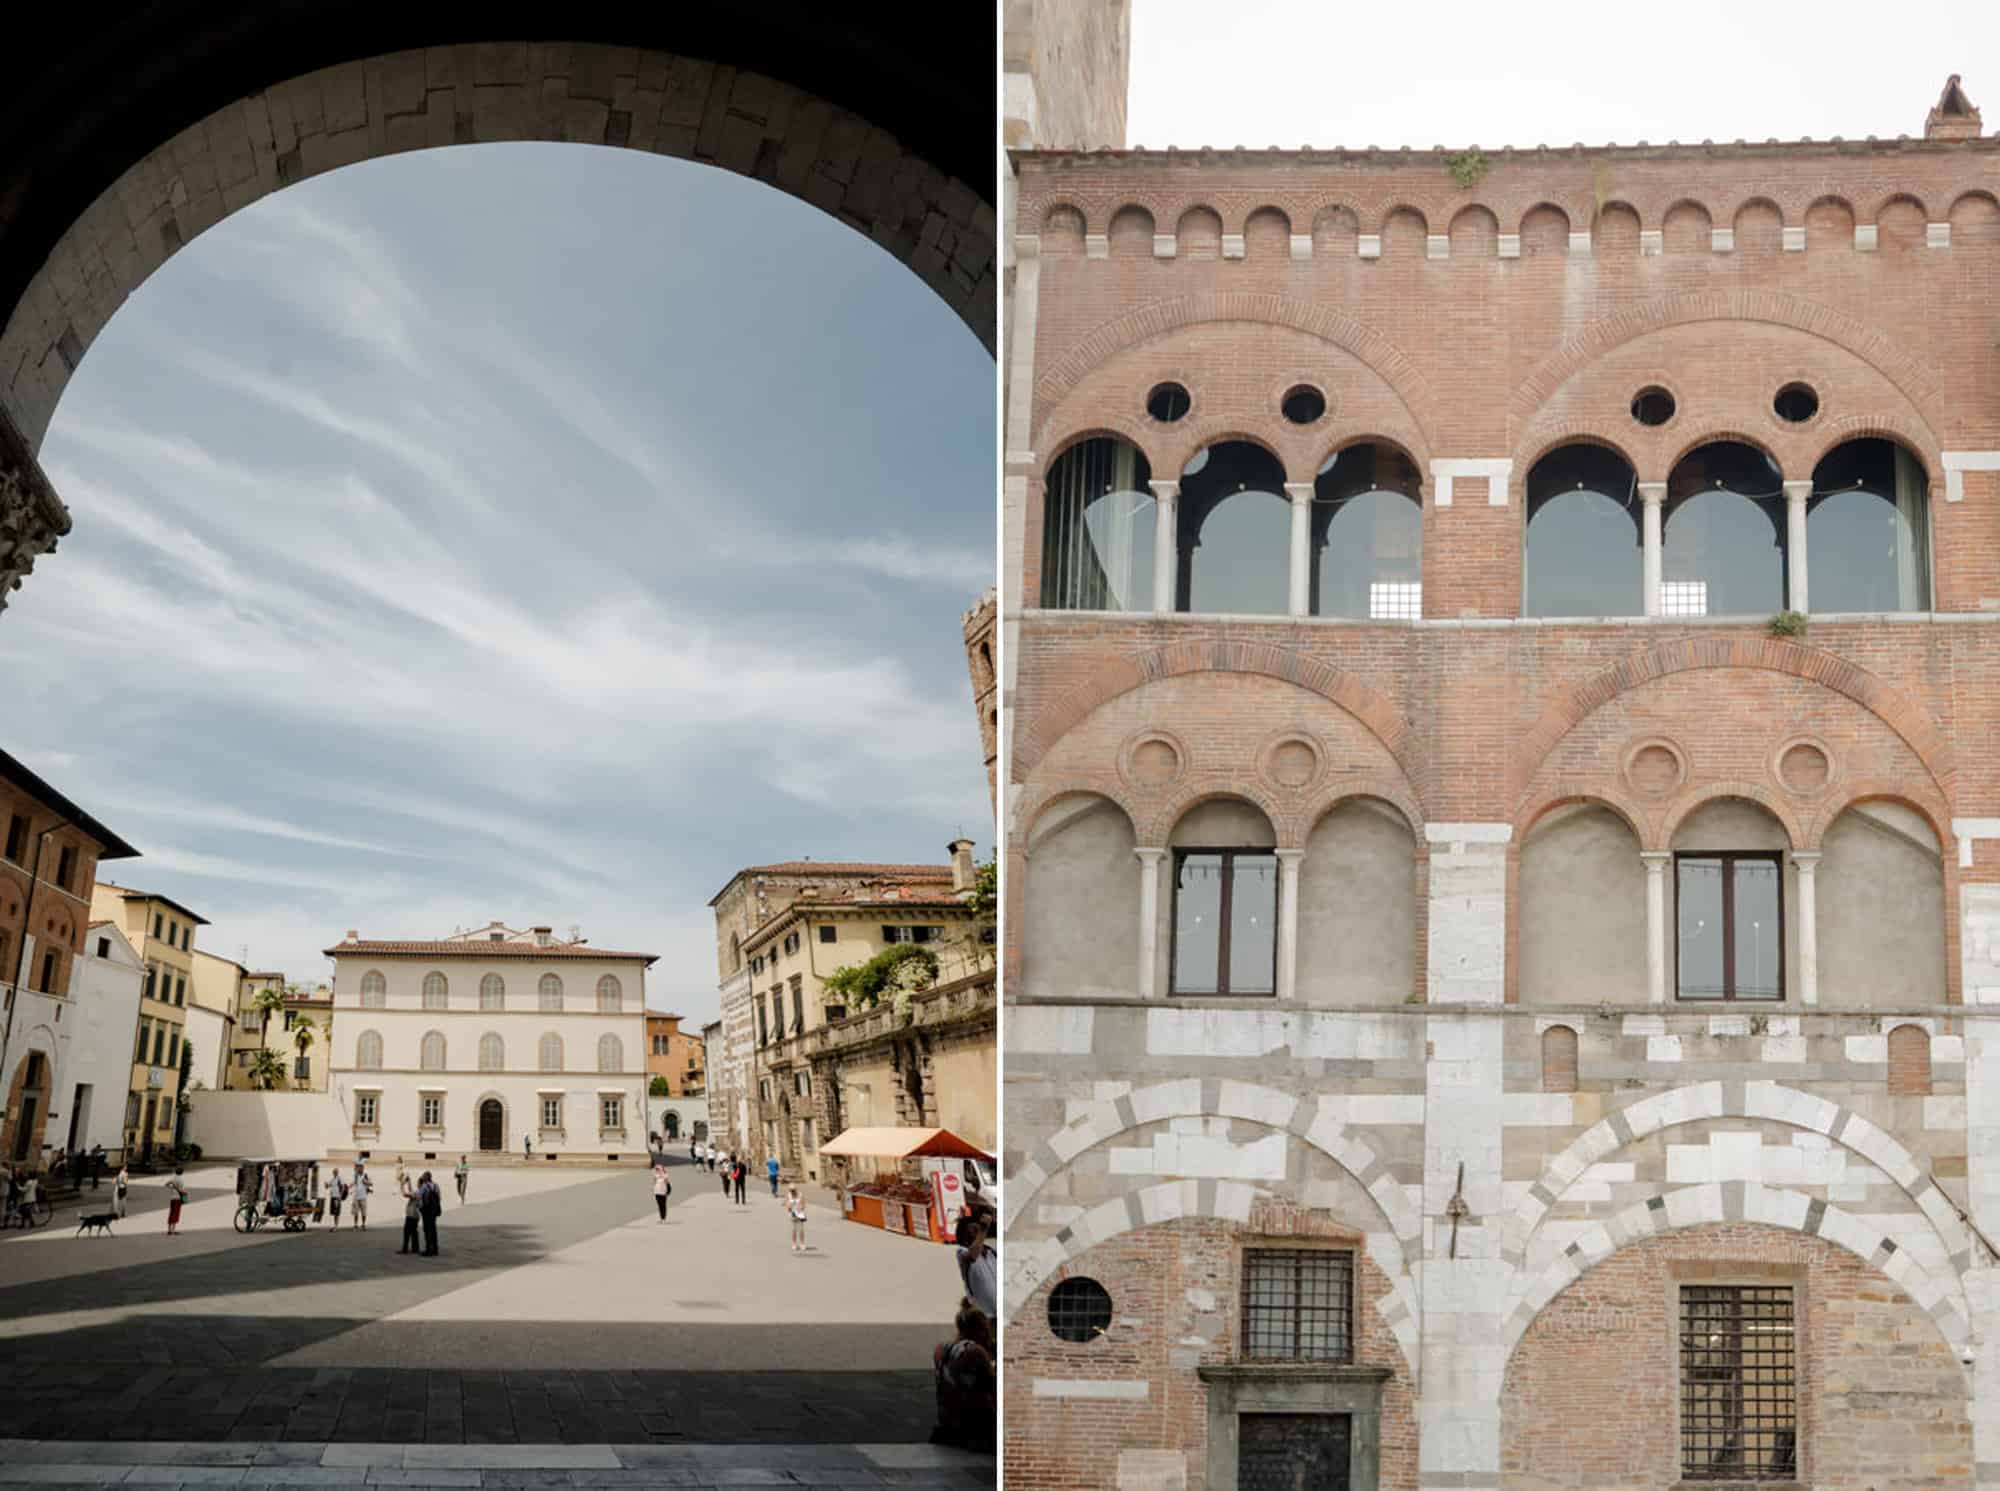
[1314,490,1422,618]
[1809,488,1925,612]
[1733,860,1782,1000]
[1040,438,1156,611]
[1678,857,1725,1000]
[1229,854,1278,995]
[1525,488,1642,617]
[1186,489,1289,615]
[1663,490,1788,616]
[1174,853,1224,995]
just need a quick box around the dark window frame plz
[1673,850,1786,1002]
[3,813,26,864]
[1679,1283,1797,1480]
[1170,847,1279,998]
[1240,1247,1355,1363]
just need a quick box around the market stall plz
[817,1126,994,1244]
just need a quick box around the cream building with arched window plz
[327,922,654,1165]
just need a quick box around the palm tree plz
[292,1018,316,1085]
[247,1048,286,1091]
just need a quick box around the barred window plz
[1680,1285,1796,1481]
[1047,1277,1113,1343]
[1242,1248,1353,1362]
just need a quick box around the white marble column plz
[1284,482,1313,618]
[1784,479,1811,613]
[1274,849,1304,998]
[1639,482,1665,617]
[1148,481,1179,614]
[1792,850,1820,1005]
[1134,847,1167,998]
[1640,851,1671,1003]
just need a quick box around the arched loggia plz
[1807,438,1931,612]
[1663,442,1789,617]
[1177,442,1289,616]
[1310,442,1423,619]
[1524,444,1641,617]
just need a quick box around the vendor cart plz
[233,1157,324,1233]
[816,1127,995,1244]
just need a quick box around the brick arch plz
[1806,415,1942,480]
[1016,640,1430,794]
[1508,290,1948,444]
[1501,1202,1971,1369]
[1016,785,1143,855]
[1802,779,1954,855]
[1157,421,1291,481]
[1302,783,1427,845]
[1031,292,1438,455]
[1516,787,1651,852]
[1509,637,1952,804]
[1036,421,1164,480]
[1,40,994,447]
[1145,782,1285,850]
[1499,1079,1977,1277]
[1659,780,1805,851]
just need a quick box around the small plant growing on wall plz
[1768,610,1809,638]
[1447,148,1490,189]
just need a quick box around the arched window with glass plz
[539,973,564,1011]
[596,975,622,1013]
[598,1033,624,1073]
[1807,439,1931,612]
[1040,436,1157,611]
[421,971,449,1010]
[1662,443,1789,617]
[539,1032,564,1072]
[478,1033,504,1072]
[479,973,505,1010]
[420,1031,447,1071]
[1177,442,1289,615]
[1311,442,1424,619]
[359,971,387,1009]
[1524,444,1642,616]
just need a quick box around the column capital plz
[1133,846,1169,865]
[1273,848,1306,864]
[1639,850,1672,868]
[1148,479,1180,501]
[1637,481,1667,506]
[1282,481,1315,506]
[1783,479,1813,504]
[1789,850,1823,868]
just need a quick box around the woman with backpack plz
[652,1160,672,1222]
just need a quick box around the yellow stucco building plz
[90,881,207,1164]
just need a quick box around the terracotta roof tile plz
[324,939,659,966]
[741,861,951,878]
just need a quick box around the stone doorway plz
[1239,1414,1350,1491]
[478,1099,504,1152]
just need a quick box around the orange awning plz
[815,1126,993,1161]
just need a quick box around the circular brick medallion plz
[1120,730,1187,790]
[1622,738,1688,799]
[1775,737,1835,796]
[1258,733,1324,792]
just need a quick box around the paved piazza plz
[0,1157,989,1482]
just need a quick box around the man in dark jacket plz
[418,1171,443,1256]
[732,1160,748,1206]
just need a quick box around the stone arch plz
[1016,640,1428,790]
[1500,1079,1978,1283]
[0,37,993,449]
[1508,290,1948,444]
[1031,292,1438,455]
[1509,637,1953,804]
[1502,1194,1972,1372]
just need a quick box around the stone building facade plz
[965,587,999,812]
[1003,82,2000,1491]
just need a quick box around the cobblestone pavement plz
[0,1438,993,1487]
[0,1159,982,1455]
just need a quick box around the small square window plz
[818,925,835,944]
[1241,1248,1354,1363]
[421,1094,443,1128]
[601,1097,623,1130]
[1660,579,1709,618]
[356,1094,379,1127]
[1368,580,1423,621]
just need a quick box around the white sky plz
[1129,0,2000,150]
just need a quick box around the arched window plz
[480,973,505,1010]
[1524,445,1642,617]
[1178,442,1288,615]
[355,1030,384,1070]
[478,1033,504,1072]
[1040,437,1157,611]
[539,1032,564,1072]
[1311,442,1423,619]
[1663,442,1788,616]
[598,1033,624,1073]
[539,973,564,1011]
[1541,1025,1579,1093]
[421,971,449,1010]
[1807,439,1931,611]
[1887,1023,1932,1096]
[597,975,622,1012]
[420,1031,446,1071]
[359,971,387,1009]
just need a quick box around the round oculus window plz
[1631,386,1676,426]
[1047,1276,1114,1343]
[1281,385,1327,424]
[1774,383,1819,423]
[1146,382,1192,423]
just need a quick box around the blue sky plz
[1,143,995,1025]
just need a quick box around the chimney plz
[345,929,358,942]
[949,838,977,892]
[1926,74,1983,139]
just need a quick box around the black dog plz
[75,1212,116,1237]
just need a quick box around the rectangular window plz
[541,1096,561,1129]
[421,1094,443,1128]
[1676,852,1784,1001]
[3,813,26,863]
[818,925,835,943]
[38,950,57,992]
[176,976,186,1005]
[294,1058,310,1080]
[1172,849,1278,997]
[159,1098,173,1129]
[794,1071,810,1097]
[151,1025,165,1064]
[912,925,937,944]
[756,998,768,1045]
[791,978,803,1033]
[55,845,75,891]
[1242,1248,1354,1362]
[601,1097,622,1130]
[1660,578,1709,618]
[356,1093,378,1127]
[153,913,163,940]
[166,1030,179,1066]
[135,1019,150,1063]
[1680,1284,1796,1480]
[1369,579,1423,621]
[96,936,110,959]
[882,925,907,944]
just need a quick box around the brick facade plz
[1005,94,2000,1491]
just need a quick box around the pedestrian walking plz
[351,1166,370,1229]
[455,1156,469,1205]
[112,1164,129,1220]
[732,1160,747,1206]
[652,1160,672,1222]
[90,1144,105,1190]
[689,1138,698,1163]
[164,1167,187,1235]
[719,1155,731,1196]
[418,1171,442,1256]
[524,1132,534,1160]
[787,1185,808,1252]
[328,1167,345,1226]
[767,1154,780,1197]
[398,1179,421,1254]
